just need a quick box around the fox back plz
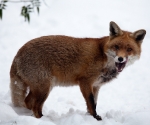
[10,21,146,120]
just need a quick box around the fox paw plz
[94,114,102,121]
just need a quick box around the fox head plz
[105,21,146,72]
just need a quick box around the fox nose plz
[118,57,123,62]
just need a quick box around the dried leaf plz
[0,9,2,19]
[26,13,30,22]
[37,7,39,14]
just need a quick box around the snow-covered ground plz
[0,0,150,125]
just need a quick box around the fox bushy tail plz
[10,60,27,107]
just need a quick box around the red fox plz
[10,21,146,120]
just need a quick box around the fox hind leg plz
[25,82,52,118]
[25,91,34,110]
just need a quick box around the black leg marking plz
[89,93,96,111]
[89,93,102,120]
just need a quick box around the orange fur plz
[10,21,146,120]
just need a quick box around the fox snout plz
[114,56,127,63]
[113,56,128,72]
[114,56,128,72]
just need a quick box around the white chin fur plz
[126,55,140,67]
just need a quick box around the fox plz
[10,21,146,120]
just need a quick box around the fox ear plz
[131,29,146,42]
[109,21,123,38]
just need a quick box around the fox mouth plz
[115,60,128,72]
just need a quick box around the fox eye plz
[114,45,119,50]
[127,48,132,52]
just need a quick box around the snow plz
[0,0,150,124]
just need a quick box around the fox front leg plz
[79,79,102,120]
[93,86,101,106]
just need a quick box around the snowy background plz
[0,0,150,125]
